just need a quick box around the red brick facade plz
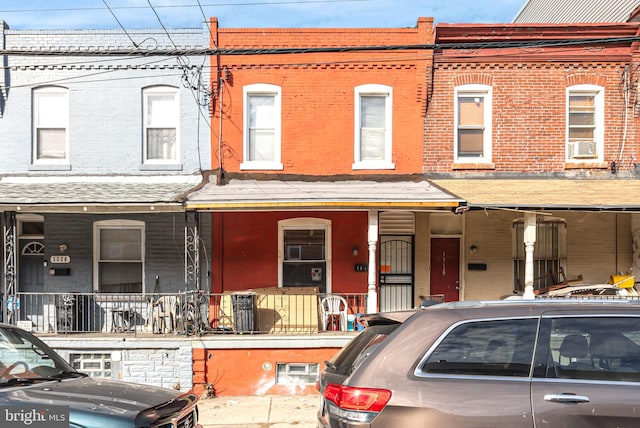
[209,17,433,175]
[425,23,640,176]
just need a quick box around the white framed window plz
[241,83,283,170]
[278,218,331,293]
[143,86,179,164]
[454,84,492,163]
[93,220,144,293]
[353,84,394,169]
[566,85,604,161]
[32,86,69,164]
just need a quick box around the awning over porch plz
[0,175,203,213]
[184,173,464,210]
[432,178,640,211]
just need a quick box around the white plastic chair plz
[152,295,179,333]
[321,295,348,331]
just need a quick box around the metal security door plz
[379,236,414,311]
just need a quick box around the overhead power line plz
[2,35,640,57]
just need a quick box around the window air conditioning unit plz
[568,141,597,159]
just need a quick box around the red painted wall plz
[209,18,433,176]
[211,211,368,294]
[194,347,339,396]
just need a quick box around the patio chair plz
[320,295,348,331]
[152,295,179,333]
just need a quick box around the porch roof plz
[184,173,464,211]
[432,178,640,211]
[0,175,202,213]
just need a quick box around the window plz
[94,220,144,293]
[32,86,68,164]
[455,84,492,163]
[543,317,640,382]
[513,218,566,292]
[566,85,604,161]
[143,86,179,163]
[241,84,282,170]
[70,353,112,378]
[353,84,394,169]
[278,218,331,293]
[418,318,538,377]
[276,363,319,385]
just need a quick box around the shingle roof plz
[185,174,463,211]
[0,175,202,212]
[433,178,640,210]
[513,0,640,23]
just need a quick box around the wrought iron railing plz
[12,291,368,336]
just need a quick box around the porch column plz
[367,210,379,313]
[523,212,537,299]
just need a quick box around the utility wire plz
[4,34,640,56]
[102,0,139,47]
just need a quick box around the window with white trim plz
[94,220,144,293]
[278,218,331,293]
[241,84,283,170]
[454,84,492,163]
[32,86,69,164]
[353,84,394,169]
[143,86,179,163]
[566,85,604,161]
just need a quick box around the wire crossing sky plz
[1,0,524,30]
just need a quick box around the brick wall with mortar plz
[44,337,194,392]
[209,17,433,175]
[0,23,210,175]
[425,24,640,178]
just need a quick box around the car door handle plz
[544,394,590,403]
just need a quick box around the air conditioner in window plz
[568,141,597,159]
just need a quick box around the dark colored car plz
[319,299,640,427]
[0,323,200,428]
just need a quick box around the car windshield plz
[0,325,81,386]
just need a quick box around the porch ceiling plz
[433,179,640,211]
[185,173,464,211]
[0,175,202,213]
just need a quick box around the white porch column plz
[367,210,379,313]
[632,214,640,277]
[523,212,537,299]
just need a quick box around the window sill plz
[452,162,495,170]
[240,162,284,171]
[29,163,71,171]
[352,161,396,170]
[564,161,608,169]
[139,163,183,171]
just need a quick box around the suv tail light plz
[324,383,392,412]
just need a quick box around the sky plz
[0,0,526,30]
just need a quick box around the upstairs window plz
[455,85,492,163]
[32,86,68,164]
[143,86,179,163]
[566,85,603,161]
[353,84,394,170]
[241,84,282,170]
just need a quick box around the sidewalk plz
[198,394,319,427]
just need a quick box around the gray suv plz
[319,300,640,427]
[0,323,200,428]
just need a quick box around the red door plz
[430,238,460,302]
